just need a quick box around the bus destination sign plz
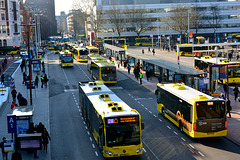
[106,116,138,125]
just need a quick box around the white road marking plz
[158,119,162,122]
[174,131,178,135]
[141,104,144,107]
[78,109,81,112]
[198,151,204,157]
[95,151,98,156]
[153,115,157,117]
[83,121,86,125]
[167,126,171,130]
[143,148,146,152]
[62,68,70,84]
[87,131,90,135]
[77,64,91,80]
[145,108,148,110]
[77,105,79,108]
[189,144,195,149]
[137,101,141,104]
[76,103,79,106]
[85,126,87,129]
[143,141,160,160]
[81,117,84,120]
[149,111,152,114]
[181,137,186,142]
[92,144,95,148]
[90,137,92,141]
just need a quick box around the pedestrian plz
[4,58,7,67]
[158,74,162,83]
[109,56,112,62]
[20,63,24,72]
[1,74,4,85]
[42,66,45,74]
[22,72,26,85]
[43,74,48,88]
[117,60,120,68]
[139,72,143,85]
[136,66,140,80]
[0,137,8,160]
[237,54,239,60]
[228,52,232,61]
[36,122,45,135]
[223,82,228,97]
[219,93,226,100]
[226,97,232,118]
[148,47,150,52]
[127,64,131,74]
[11,149,22,160]
[42,61,45,69]
[142,49,144,54]
[11,88,17,103]
[152,49,155,55]
[42,128,51,152]
[35,75,39,88]
[40,75,44,88]
[11,101,16,110]
[112,61,115,65]
[17,92,22,106]
[233,85,240,102]
[146,70,150,81]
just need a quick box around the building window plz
[0,0,4,8]
[14,23,18,33]
[3,39,7,46]
[1,13,5,20]
[2,25,6,33]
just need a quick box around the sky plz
[55,0,75,16]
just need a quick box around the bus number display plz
[63,54,72,56]
[106,116,138,125]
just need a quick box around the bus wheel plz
[179,121,183,132]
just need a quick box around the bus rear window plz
[196,101,225,119]
[101,67,116,74]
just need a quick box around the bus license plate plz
[207,132,214,135]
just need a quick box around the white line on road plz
[77,105,79,108]
[158,119,162,122]
[87,131,90,135]
[141,104,144,107]
[189,144,195,149]
[167,126,171,130]
[90,137,92,141]
[95,151,98,156]
[137,101,141,104]
[174,131,178,135]
[85,126,87,129]
[198,151,204,157]
[153,115,157,117]
[81,117,84,120]
[61,67,70,84]
[143,141,160,160]
[149,111,152,114]
[92,144,95,148]
[145,108,148,110]
[76,103,79,106]
[181,137,186,142]
[83,121,86,125]
[78,109,81,112]
[77,64,91,80]
[143,148,146,152]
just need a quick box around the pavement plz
[0,54,50,160]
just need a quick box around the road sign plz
[7,115,17,133]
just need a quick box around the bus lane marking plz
[76,103,79,106]
[83,121,86,125]
[85,126,88,129]
[78,109,81,112]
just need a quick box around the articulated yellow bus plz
[59,51,74,67]
[73,47,88,62]
[87,55,117,83]
[156,83,227,138]
[79,81,144,158]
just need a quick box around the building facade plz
[56,11,67,36]
[96,0,240,43]
[25,0,57,40]
[0,0,22,46]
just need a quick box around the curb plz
[224,136,240,147]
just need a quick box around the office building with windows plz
[95,0,240,43]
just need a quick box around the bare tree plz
[91,5,104,40]
[72,11,85,39]
[190,5,204,38]
[167,5,188,43]
[125,5,151,37]
[108,4,124,38]
[208,4,221,43]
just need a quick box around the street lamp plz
[188,9,190,44]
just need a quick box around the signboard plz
[189,32,193,37]
[17,119,30,135]
[17,134,42,150]
[4,139,14,152]
[119,51,125,55]
[91,32,95,42]
[7,115,17,133]
[26,81,35,89]
[106,116,138,125]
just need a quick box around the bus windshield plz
[80,50,88,55]
[196,101,225,119]
[62,55,73,63]
[106,122,140,147]
[90,49,99,54]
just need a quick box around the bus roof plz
[79,81,138,118]
[195,57,240,65]
[157,83,219,105]
[60,50,72,55]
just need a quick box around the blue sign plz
[7,115,17,133]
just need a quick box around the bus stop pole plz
[27,25,33,105]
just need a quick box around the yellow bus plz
[48,41,55,50]
[134,37,157,46]
[175,44,215,57]
[54,44,62,54]
[87,55,117,83]
[156,83,227,138]
[87,46,99,55]
[73,47,88,62]
[195,56,240,84]
[78,81,144,158]
[59,51,74,67]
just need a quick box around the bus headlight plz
[136,148,142,153]
[105,150,113,155]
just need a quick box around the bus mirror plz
[141,123,144,130]
[99,126,103,135]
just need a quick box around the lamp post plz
[188,9,190,44]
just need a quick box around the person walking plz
[35,75,39,88]
[127,64,131,74]
[152,49,155,55]
[146,70,150,81]
[41,61,45,69]
[233,85,239,102]
[226,98,232,118]
[1,74,4,85]
[117,60,120,68]
[148,47,151,52]
[43,74,48,88]
[22,72,26,85]
[40,75,44,88]
[142,49,144,54]
[42,128,51,152]
[0,137,8,160]
[223,82,228,98]
[11,88,17,103]
[139,72,143,85]
[158,74,162,83]
[20,63,24,72]
[11,101,16,110]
